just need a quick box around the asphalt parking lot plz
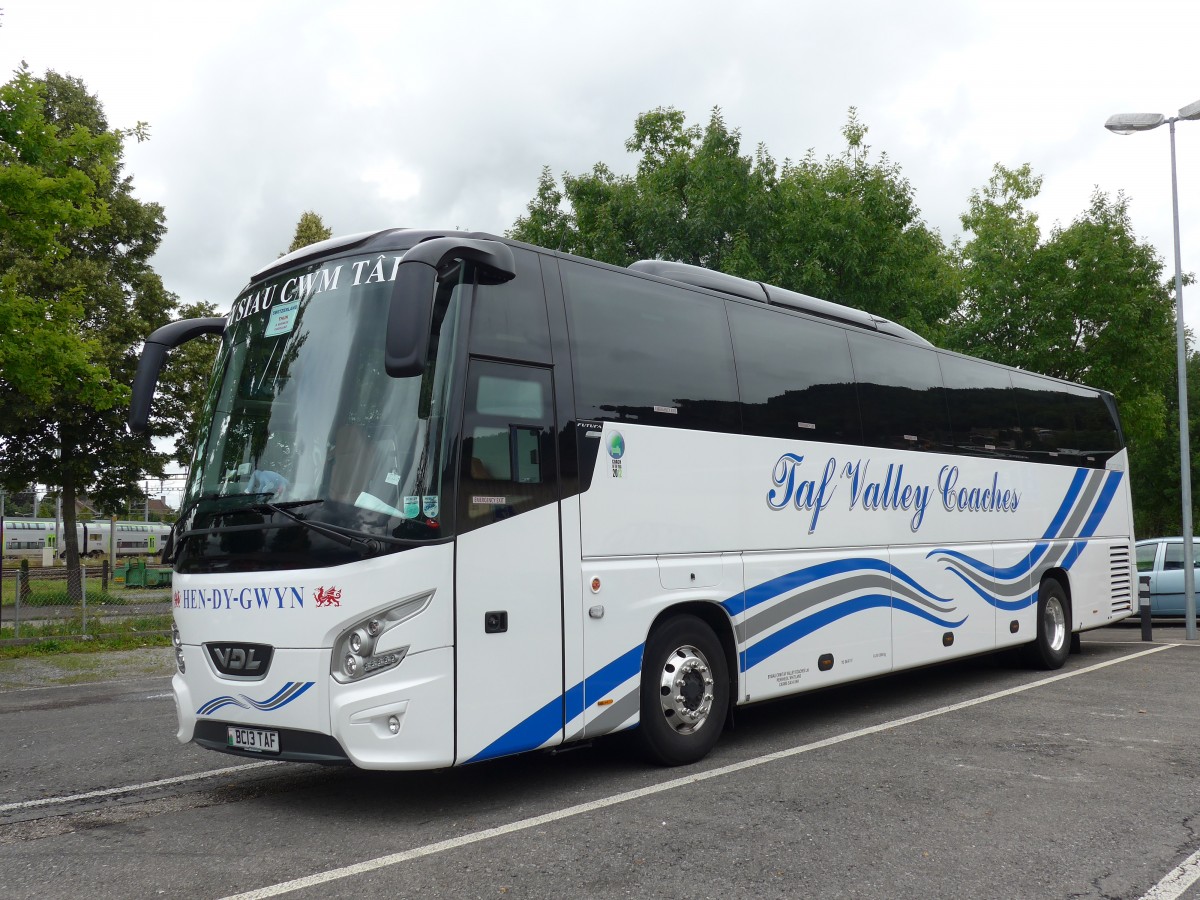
[2,621,1200,900]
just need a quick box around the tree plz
[285,210,332,255]
[763,110,958,337]
[948,164,1178,533]
[0,70,186,598]
[0,64,117,421]
[509,106,956,338]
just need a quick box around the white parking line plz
[0,674,173,694]
[0,760,279,813]
[221,643,1177,900]
[1141,848,1200,900]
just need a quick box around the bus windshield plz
[178,254,466,568]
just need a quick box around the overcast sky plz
[5,1,1200,499]
[6,1,1200,312]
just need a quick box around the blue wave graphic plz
[946,568,1038,612]
[929,470,1123,611]
[925,467,1090,580]
[196,681,314,717]
[467,645,644,763]
[471,466,1124,761]
[734,556,951,616]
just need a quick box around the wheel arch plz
[1040,567,1073,628]
[646,600,740,717]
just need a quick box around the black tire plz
[1024,578,1071,670]
[637,614,730,766]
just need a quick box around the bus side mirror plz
[128,317,227,433]
[385,238,517,378]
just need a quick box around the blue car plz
[1136,537,1200,615]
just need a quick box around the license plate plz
[227,726,280,754]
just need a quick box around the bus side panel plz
[455,504,565,764]
[577,555,657,740]
[574,553,742,741]
[993,541,1038,651]
[890,543,995,671]
[742,548,892,703]
[1065,539,1130,632]
[560,494,586,742]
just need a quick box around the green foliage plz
[0,69,189,594]
[509,106,956,337]
[0,64,118,418]
[510,107,1186,533]
[947,164,1178,535]
[286,210,333,254]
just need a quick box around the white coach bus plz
[129,230,1134,769]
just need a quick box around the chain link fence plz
[1,560,173,644]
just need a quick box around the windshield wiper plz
[174,496,424,556]
[245,500,384,555]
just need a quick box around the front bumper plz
[173,644,455,769]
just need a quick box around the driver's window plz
[458,361,557,534]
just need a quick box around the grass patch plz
[1,582,166,608]
[0,614,173,659]
[1,564,170,607]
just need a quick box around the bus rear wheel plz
[637,615,729,766]
[1024,577,1071,670]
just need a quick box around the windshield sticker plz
[422,495,439,518]
[473,496,507,505]
[385,471,401,486]
[403,496,420,518]
[608,431,625,478]
[354,492,404,517]
[263,300,299,337]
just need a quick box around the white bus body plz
[135,230,1134,769]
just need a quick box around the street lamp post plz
[1106,99,1200,640]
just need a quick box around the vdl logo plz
[207,642,274,678]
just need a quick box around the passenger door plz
[453,360,564,763]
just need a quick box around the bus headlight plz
[330,592,432,684]
[173,623,185,673]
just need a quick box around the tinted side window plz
[468,247,551,363]
[1011,373,1119,467]
[938,354,1021,459]
[1161,543,1200,570]
[728,303,861,443]
[1136,543,1157,572]
[458,361,558,534]
[562,262,740,433]
[848,333,949,452]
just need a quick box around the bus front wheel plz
[637,615,729,766]
[1024,578,1071,670]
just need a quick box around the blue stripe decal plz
[1060,471,1124,570]
[472,465,1124,757]
[196,681,314,717]
[946,568,1038,611]
[467,644,644,764]
[932,469,1122,611]
[925,468,1090,580]
[744,594,892,669]
[739,556,950,614]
